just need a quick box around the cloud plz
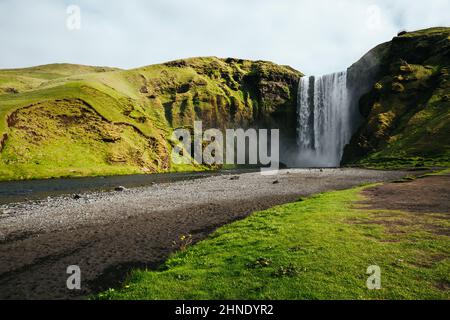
[0,0,449,75]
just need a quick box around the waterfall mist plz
[296,71,356,167]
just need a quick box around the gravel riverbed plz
[0,168,415,299]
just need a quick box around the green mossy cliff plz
[343,27,450,168]
[0,58,301,180]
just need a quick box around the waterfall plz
[296,71,353,167]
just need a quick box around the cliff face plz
[342,27,450,168]
[155,57,301,139]
[0,58,302,180]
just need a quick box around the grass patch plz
[423,168,450,176]
[97,186,450,300]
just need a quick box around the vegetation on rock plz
[343,27,450,168]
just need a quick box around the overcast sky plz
[0,0,449,75]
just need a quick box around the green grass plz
[426,168,450,176]
[0,63,119,95]
[397,27,450,38]
[97,185,450,300]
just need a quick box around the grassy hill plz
[343,27,450,168]
[0,63,120,95]
[0,58,301,181]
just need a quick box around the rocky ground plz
[0,168,417,299]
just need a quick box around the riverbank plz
[99,173,450,300]
[0,168,414,299]
[0,168,257,205]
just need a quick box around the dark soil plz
[361,175,450,214]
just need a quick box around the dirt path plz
[0,169,415,299]
[361,175,450,213]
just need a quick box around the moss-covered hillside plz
[343,27,450,168]
[0,58,301,181]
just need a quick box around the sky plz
[0,0,449,75]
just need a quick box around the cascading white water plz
[296,71,352,167]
